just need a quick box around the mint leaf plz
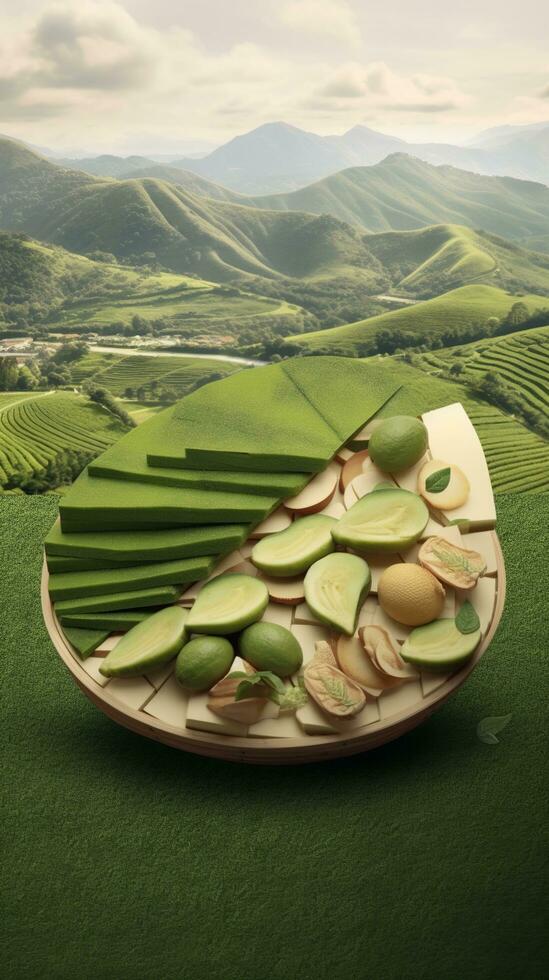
[477,714,512,744]
[425,467,451,493]
[234,671,285,702]
[455,600,480,634]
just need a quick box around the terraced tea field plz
[466,405,549,493]
[46,278,300,337]
[72,352,243,396]
[417,326,549,420]
[0,392,127,487]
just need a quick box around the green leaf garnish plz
[477,714,512,744]
[455,601,480,634]
[425,467,451,493]
[234,671,286,702]
[320,676,360,709]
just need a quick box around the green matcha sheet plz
[45,522,247,562]
[59,471,276,532]
[159,357,399,471]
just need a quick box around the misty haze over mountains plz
[49,121,549,194]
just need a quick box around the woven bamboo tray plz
[41,533,505,765]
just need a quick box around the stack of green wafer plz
[46,357,399,651]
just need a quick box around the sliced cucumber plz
[400,618,481,672]
[186,574,268,635]
[333,488,428,553]
[304,553,371,636]
[100,606,188,677]
[251,514,336,577]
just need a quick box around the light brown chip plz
[358,625,418,681]
[336,634,399,695]
[284,462,340,515]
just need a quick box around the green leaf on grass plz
[425,467,451,493]
[477,714,512,744]
[456,600,480,634]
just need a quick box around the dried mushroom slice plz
[418,536,486,589]
[358,625,418,681]
[336,634,399,695]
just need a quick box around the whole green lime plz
[175,635,234,692]
[368,415,428,473]
[238,622,303,677]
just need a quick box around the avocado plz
[175,636,235,692]
[304,553,371,635]
[251,514,336,577]
[332,488,428,553]
[186,574,268,635]
[100,606,188,678]
[238,622,303,677]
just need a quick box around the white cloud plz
[278,0,360,48]
[0,1,543,151]
[316,61,469,112]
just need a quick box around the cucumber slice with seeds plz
[304,553,371,636]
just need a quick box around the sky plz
[0,0,548,156]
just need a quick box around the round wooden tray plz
[41,533,506,765]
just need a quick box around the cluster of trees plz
[122,370,226,405]
[495,303,549,336]
[2,449,96,493]
[0,357,41,391]
[123,383,177,405]
[83,382,136,428]
[244,275,386,330]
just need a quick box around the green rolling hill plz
[287,285,549,354]
[246,154,549,250]
[363,225,549,297]
[0,233,304,337]
[0,139,384,291]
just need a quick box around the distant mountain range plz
[51,121,549,193]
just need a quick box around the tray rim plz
[41,531,506,765]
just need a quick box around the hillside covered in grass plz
[287,285,549,354]
[71,350,242,398]
[0,139,386,292]
[246,154,549,250]
[363,225,549,298]
[0,233,305,339]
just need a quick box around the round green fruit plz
[238,622,303,678]
[175,635,234,692]
[368,416,428,473]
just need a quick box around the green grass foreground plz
[2,494,547,980]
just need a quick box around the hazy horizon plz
[1,0,548,156]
